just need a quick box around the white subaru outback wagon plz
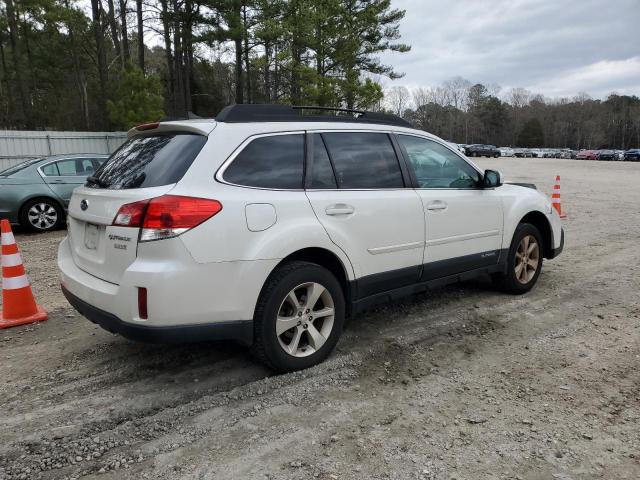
[58,104,564,372]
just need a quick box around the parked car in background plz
[529,149,545,158]
[513,148,533,158]
[613,150,625,161]
[559,149,577,159]
[499,147,515,157]
[465,144,500,157]
[596,150,616,161]
[0,154,108,232]
[576,150,598,160]
[624,149,640,161]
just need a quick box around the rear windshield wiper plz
[86,175,107,188]
[124,172,146,189]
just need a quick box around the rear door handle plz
[325,204,355,216]
[426,201,448,211]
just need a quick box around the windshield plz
[0,157,43,177]
[87,133,206,189]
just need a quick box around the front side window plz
[321,132,404,189]
[223,134,304,189]
[398,135,481,189]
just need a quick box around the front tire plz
[252,261,345,372]
[493,223,543,294]
[20,198,63,232]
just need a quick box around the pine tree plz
[517,118,545,147]
[107,64,165,129]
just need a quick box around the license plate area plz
[84,223,100,250]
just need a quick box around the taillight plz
[113,195,222,242]
[113,199,149,227]
[135,122,159,131]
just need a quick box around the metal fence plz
[0,130,128,170]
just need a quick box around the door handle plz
[49,179,65,184]
[325,204,355,216]
[426,201,448,211]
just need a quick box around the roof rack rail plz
[215,104,412,128]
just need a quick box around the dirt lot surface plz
[1,157,639,480]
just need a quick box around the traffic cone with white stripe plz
[0,219,47,328]
[551,175,567,219]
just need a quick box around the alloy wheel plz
[276,282,335,357]
[27,202,58,230]
[514,234,539,284]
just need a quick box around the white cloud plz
[529,57,640,98]
[381,0,640,99]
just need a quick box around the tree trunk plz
[119,0,130,63]
[106,0,122,65]
[183,0,193,113]
[65,3,90,130]
[242,4,251,103]
[91,0,109,129]
[5,0,31,127]
[234,37,243,104]
[160,0,175,115]
[273,43,279,101]
[0,31,12,123]
[263,40,271,103]
[136,0,144,73]
[171,0,185,115]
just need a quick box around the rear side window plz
[223,134,304,189]
[41,163,59,176]
[321,132,404,189]
[88,134,206,189]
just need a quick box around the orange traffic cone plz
[0,219,48,328]
[551,175,567,219]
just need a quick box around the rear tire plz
[20,198,63,232]
[252,261,345,372]
[492,223,543,294]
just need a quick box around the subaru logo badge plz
[80,199,89,211]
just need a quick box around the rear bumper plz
[58,235,278,342]
[62,285,253,345]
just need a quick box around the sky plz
[379,0,640,99]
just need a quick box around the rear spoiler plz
[127,120,216,138]
[505,182,537,190]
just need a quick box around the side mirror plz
[483,169,503,188]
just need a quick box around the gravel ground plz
[1,157,639,480]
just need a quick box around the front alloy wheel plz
[492,223,544,294]
[514,235,540,284]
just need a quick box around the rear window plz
[0,157,43,177]
[88,133,206,189]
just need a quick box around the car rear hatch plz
[66,121,213,284]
